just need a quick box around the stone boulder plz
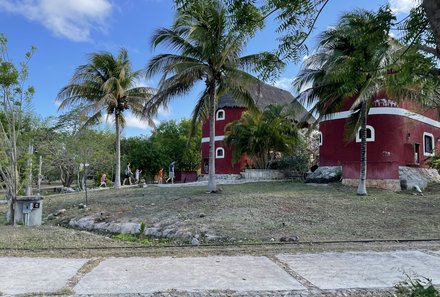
[399,166,440,190]
[305,166,342,183]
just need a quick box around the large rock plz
[399,166,440,190]
[306,166,342,183]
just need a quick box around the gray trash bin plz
[14,196,44,226]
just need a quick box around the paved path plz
[1,250,439,296]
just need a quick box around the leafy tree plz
[150,119,201,172]
[175,0,329,64]
[146,0,281,192]
[56,48,155,188]
[293,8,436,195]
[224,103,302,169]
[0,34,35,224]
[121,136,163,180]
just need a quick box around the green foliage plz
[268,151,309,174]
[121,119,201,179]
[175,0,328,64]
[56,48,155,188]
[0,34,35,220]
[111,233,171,245]
[395,277,440,297]
[225,103,303,169]
[139,221,146,240]
[147,0,282,191]
[150,119,201,172]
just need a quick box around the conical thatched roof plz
[218,83,315,125]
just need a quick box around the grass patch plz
[1,181,440,257]
[41,181,440,242]
[112,233,171,245]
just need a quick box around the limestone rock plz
[306,166,342,183]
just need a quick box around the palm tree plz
[56,49,155,188]
[145,0,282,192]
[294,8,434,195]
[224,103,301,169]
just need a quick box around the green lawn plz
[1,181,440,257]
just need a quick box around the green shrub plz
[269,153,309,174]
[395,277,439,297]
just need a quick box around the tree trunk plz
[423,0,440,57]
[114,114,121,188]
[207,82,217,193]
[357,101,368,196]
[37,156,42,195]
[6,107,18,225]
[25,143,33,196]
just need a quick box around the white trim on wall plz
[317,131,323,146]
[320,107,440,128]
[215,147,225,159]
[355,125,375,143]
[216,109,225,120]
[423,132,435,156]
[201,135,225,143]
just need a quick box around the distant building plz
[318,93,440,190]
[200,83,312,175]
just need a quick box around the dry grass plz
[1,181,440,257]
[42,181,440,242]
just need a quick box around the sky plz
[0,0,416,137]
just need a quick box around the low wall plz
[197,174,242,181]
[241,169,285,180]
[342,179,401,192]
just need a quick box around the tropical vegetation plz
[145,0,282,192]
[293,8,437,195]
[224,103,303,169]
[56,48,155,188]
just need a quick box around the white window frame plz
[216,109,225,121]
[423,132,435,156]
[356,125,375,143]
[215,147,225,159]
[317,131,323,146]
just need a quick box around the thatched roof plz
[218,83,315,125]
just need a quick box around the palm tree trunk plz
[208,83,217,193]
[114,114,121,188]
[357,101,368,196]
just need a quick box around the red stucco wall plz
[320,109,440,180]
[201,107,248,174]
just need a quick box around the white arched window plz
[356,125,375,142]
[215,147,225,159]
[423,132,435,156]
[216,109,225,120]
[317,131,323,146]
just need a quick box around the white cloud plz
[102,112,153,130]
[0,0,113,42]
[272,77,292,91]
[389,0,419,14]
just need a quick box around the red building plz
[319,94,440,190]
[201,83,311,175]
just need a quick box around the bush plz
[268,153,309,174]
[395,277,439,297]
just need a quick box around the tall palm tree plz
[56,49,155,188]
[294,8,435,195]
[224,103,301,169]
[145,0,282,192]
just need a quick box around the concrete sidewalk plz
[1,250,440,296]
